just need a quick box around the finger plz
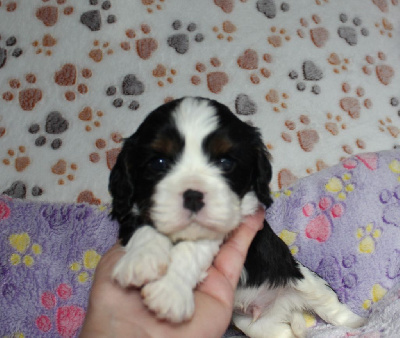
[213,206,265,289]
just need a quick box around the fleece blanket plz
[1,149,400,337]
[0,0,400,205]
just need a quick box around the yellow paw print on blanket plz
[70,249,101,283]
[9,233,42,267]
[325,173,355,200]
[363,284,387,310]
[389,159,400,181]
[356,223,382,254]
[279,230,299,255]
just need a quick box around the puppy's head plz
[109,97,272,243]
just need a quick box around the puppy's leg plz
[295,264,366,328]
[142,239,221,323]
[233,313,298,338]
[112,226,172,288]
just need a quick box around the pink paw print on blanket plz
[36,284,85,336]
[303,196,345,242]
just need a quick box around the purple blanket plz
[1,149,400,337]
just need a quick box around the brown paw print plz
[315,0,329,5]
[32,34,57,56]
[306,160,329,175]
[120,24,158,60]
[379,117,400,138]
[327,53,349,74]
[265,89,288,112]
[78,106,104,132]
[342,139,367,156]
[375,17,394,38]
[372,0,398,13]
[54,63,92,101]
[142,0,165,13]
[237,50,272,84]
[51,159,77,185]
[89,133,122,170]
[362,52,394,86]
[152,64,177,87]
[213,20,237,42]
[281,116,320,152]
[0,115,5,138]
[277,168,298,189]
[2,74,42,111]
[267,26,290,47]
[36,0,74,27]
[106,74,145,110]
[28,111,69,149]
[191,58,229,94]
[325,112,347,136]
[3,146,31,172]
[89,40,113,63]
[0,1,18,12]
[77,190,101,205]
[297,14,329,48]
[339,83,372,119]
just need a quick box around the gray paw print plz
[167,20,204,54]
[106,74,145,110]
[289,60,323,94]
[338,14,369,46]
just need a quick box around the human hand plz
[80,206,265,338]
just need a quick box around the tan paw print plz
[89,40,114,63]
[54,63,92,101]
[3,146,31,172]
[213,20,237,42]
[327,53,349,74]
[152,64,177,87]
[237,50,272,84]
[297,15,329,48]
[379,117,400,138]
[2,74,43,111]
[120,24,158,60]
[32,34,57,56]
[78,106,104,132]
[267,26,290,47]
[281,115,320,152]
[36,0,74,27]
[375,17,393,38]
[0,115,5,138]
[339,83,372,119]
[265,89,288,113]
[89,133,122,170]
[142,0,165,13]
[341,139,367,156]
[0,1,18,12]
[325,112,347,136]
[191,58,229,94]
[362,52,394,86]
[315,0,329,5]
[51,159,77,185]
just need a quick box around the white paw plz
[112,227,172,288]
[141,277,194,323]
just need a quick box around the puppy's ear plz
[109,138,137,243]
[253,135,273,208]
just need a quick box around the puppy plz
[109,97,365,337]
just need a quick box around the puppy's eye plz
[147,157,170,173]
[215,157,236,173]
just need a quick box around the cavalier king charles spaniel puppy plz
[109,97,365,337]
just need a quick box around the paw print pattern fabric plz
[0,0,399,203]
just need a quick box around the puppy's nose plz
[183,189,205,212]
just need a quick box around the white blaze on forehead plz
[172,98,219,165]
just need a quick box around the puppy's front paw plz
[112,229,172,288]
[141,277,194,323]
